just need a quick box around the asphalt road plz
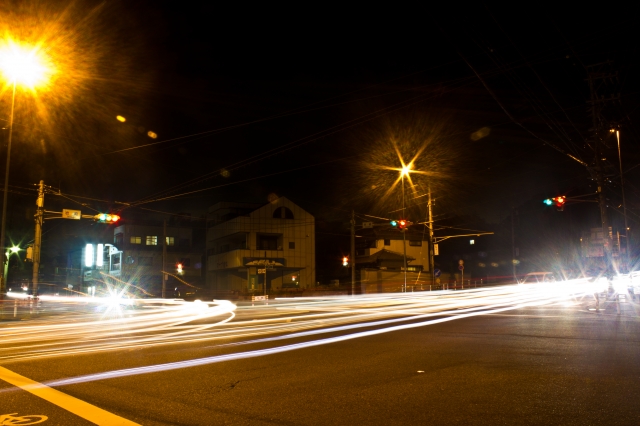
[2,296,640,425]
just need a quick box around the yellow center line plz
[0,366,140,426]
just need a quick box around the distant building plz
[355,227,430,293]
[206,197,315,294]
[580,227,620,258]
[111,223,203,296]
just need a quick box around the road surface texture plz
[1,288,639,425]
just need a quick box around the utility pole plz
[32,180,44,296]
[162,218,167,298]
[427,188,435,287]
[511,208,517,282]
[587,63,619,276]
[615,130,631,271]
[350,210,355,296]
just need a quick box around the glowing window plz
[85,244,94,267]
[146,236,158,246]
[166,237,175,246]
[130,236,141,244]
[96,244,104,267]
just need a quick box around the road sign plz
[258,269,266,274]
[62,209,81,220]
[434,268,441,278]
[434,244,439,256]
[458,265,464,271]
[252,295,267,301]
[362,221,373,228]
[458,259,464,265]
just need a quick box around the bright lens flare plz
[0,40,54,89]
[401,165,411,176]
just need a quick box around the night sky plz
[1,2,639,275]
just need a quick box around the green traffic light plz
[390,220,398,227]
[543,199,553,206]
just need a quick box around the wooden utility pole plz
[162,218,167,298]
[511,208,517,282]
[427,188,435,286]
[586,63,620,275]
[350,210,355,296]
[32,180,44,296]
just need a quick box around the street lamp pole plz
[401,172,407,292]
[0,80,16,296]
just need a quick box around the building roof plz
[357,226,427,241]
[356,249,416,264]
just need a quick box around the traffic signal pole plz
[32,180,44,296]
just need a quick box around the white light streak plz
[0,279,601,391]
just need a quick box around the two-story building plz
[206,197,315,294]
[112,223,203,296]
[356,227,430,293]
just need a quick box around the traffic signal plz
[176,263,183,274]
[391,219,410,228]
[93,213,120,223]
[543,197,566,211]
[342,256,349,267]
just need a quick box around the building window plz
[166,236,174,246]
[130,236,141,244]
[180,258,191,267]
[114,233,123,247]
[139,257,153,266]
[289,242,295,249]
[409,240,422,246]
[273,206,294,219]
[258,235,279,250]
[384,239,391,246]
[146,236,158,246]
[179,238,190,247]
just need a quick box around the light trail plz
[0,280,595,366]
[2,279,597,390]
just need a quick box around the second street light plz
[0,39,54,295]
[400,164,410,292]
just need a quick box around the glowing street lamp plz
[0,39,54,295]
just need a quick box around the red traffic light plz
[342,256,349,266]
[94,213,120,223]
[398,219,408,229]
